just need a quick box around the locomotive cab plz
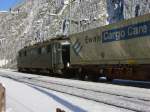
[61,41,70,69]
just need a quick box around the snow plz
[0,69,150,111]
[0,71,135,112]
[0,77,67,112]
[0,60,8,67]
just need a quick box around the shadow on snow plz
[29,85,87,112]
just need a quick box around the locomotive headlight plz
[67,62,70,68]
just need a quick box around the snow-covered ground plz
[0,75,132,112]
[0,69,150,112]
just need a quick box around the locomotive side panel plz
[17,39,66,74]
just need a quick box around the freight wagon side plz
[70,14,150,81]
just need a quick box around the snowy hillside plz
[0,0,149,68]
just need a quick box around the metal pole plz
[69,0,71,35]
[4,39,7,69]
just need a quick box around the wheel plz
[79,74,85,80]
[88,74,99,82]
[76,68,85,80]
[18,68,21,72]
[106,77,113,82]
[76,73,85,80]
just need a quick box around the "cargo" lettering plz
[128,25,147,37]
[102,20,150,43]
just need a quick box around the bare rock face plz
[124,0,150,19]
[0,0,149,68]
[106,0,124,24]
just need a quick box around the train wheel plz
[88,74,99,82]
[106,77,113,82]
[75,73,85,80]
[75,68,85,80]
[18,68,21,72]
[78,74,85,80]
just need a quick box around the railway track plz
[0,72,150,112]
[28,77,150,101]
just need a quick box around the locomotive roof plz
[20,36,69,52]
